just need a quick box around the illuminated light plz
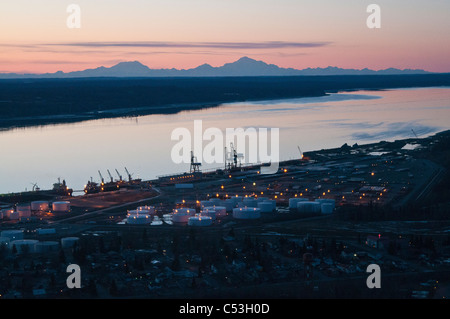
[305,188,308,192]
[280,193,283,196]
[257,171,260,174]
[360,196,362,199]
[229,175,232,178]
[342,196,345,199]
[323,192,326,196]
[300,193,303,196]
[261,192,264,195]
[371,172,375,176]
[295,194,298,197]
[216,194,219,197]
[253,182,256,186]
[221,185,224,189]
[274,195,278,199]
[328,190,330,193]
[283,169,288,173]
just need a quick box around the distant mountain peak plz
[0,57,432,79]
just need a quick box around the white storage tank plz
[297,201,322,214]
[1,208,13,219]
[209,198,222,206]
[136,206,156,215]
[200,200,211,209]
[1,230,24,240]
[188,214,213,227]
[127,214,152,225]
[16,204,31,215]
[320,203,334,214]
[289,198,309,210]
[173,208,195,215]
[223,199,236,212]
[232,207,261,220]
[243,198,258,207]
[202,206,227,218]
[35,241,59,253]
[10,239,38,253]
[31,201,50,211]
[61,237,79,249]
[127,210,141,217]
[171,208,195,223]
[258,201,274,213]
[52,201,70,212]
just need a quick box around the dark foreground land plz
[1,130,450,300]
[1,73,450,129]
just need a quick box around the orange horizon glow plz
[1,1,449,74]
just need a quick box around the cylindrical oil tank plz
[127,210,141,217]
[35,241,59,253]
[203,206,227,218]
[31,201,50,211]
[188,215,213,227]
[223,199,236,212]
[200,200,211,208]
[136,206,156,215]
[289,198,309,209]
[1,208,13,219]
[61,237,79,249]
[52,201,70,212]
[258,201,274,213]
[127,214,152,225]
[256,197,269,203]
[263,199,277,210]
[16,204,31,214]
[242,198,258,207]
[9,211,20,220]
[173,208,195,215]
[1,230,24,240]
[10,239,38,253]
[171,213,190,224]
[232,207,261,220]
[201,208,216,220]
[209,198,222,206]
[231,196,243,204]
[297,201,322,214]
[320,203,334,214]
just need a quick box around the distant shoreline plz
[1,74,450,130]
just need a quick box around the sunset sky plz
[0,0,449,73]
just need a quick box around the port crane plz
[98,170,105,185]
[190,151,202,173]
[224,143,243,171]
[115,169,123,182]
[107,169,115,183]
[125,167,133,182]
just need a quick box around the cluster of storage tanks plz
[0,201,71,221]
[126,206,156,225]
[0,229,79,254]
[288,198,335,214]
[169,196,277,227]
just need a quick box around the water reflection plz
[0,87,449,194]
